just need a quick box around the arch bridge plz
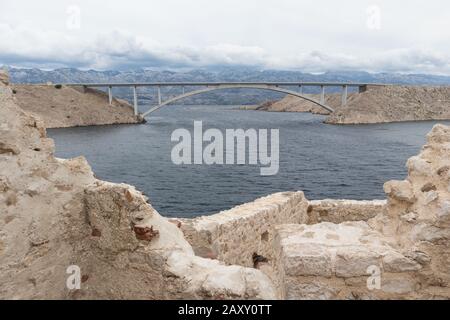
[64,82,381,118]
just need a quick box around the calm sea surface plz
[48,105,450,217]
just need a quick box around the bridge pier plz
[132,86,138,115]
[108,86,112,105]
[320,85,325,104]
[157,86,162,105]
[341,85,348,106]
[299,85,303,94]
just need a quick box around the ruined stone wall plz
[273,222,423,299]
[307,199,387,224]
[180,192,309,268]
[179,191,308,297]
[179,197,386,268]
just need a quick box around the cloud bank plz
[1,0,449,75]
[1,24,448,74]
[0,1,450,75]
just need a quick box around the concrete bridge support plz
[108,86,112,105]
[341,85,348,107]
[132,86,138,115]
[157,86,162,105]
[320,85,325,104]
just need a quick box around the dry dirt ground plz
[11,84,143,128]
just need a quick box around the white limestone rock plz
[384,180,415,203]
[382,251,421,273]
[424,191,439,204]
[381,274,419,295]
[400,212,418,223]
[283,243,333,277]
[166,251,276,299]
[437,201,450,221]
[407,156,433,177]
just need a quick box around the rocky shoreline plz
[258,85,450,125]
[1,69,449,299]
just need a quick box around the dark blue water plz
[47,105,450,217]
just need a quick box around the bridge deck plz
[62,82,387,88]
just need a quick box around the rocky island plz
[1,70,449,299]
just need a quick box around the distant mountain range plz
[5,67,450,105]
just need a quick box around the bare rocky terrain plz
[11,84,143,128]
[259,85,450,124]
[257,95,333,115]
[1,69,449,299]
[326,85,450,124]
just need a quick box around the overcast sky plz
[1,0,449,74]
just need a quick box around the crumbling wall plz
[307,199,386,224]
[179,192,309,268]
[179,197,387,268]
[274,222,422,299]
[178,191,308,297]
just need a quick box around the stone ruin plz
[0,69,449,299]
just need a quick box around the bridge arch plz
[141,84,334,117]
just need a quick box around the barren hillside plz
[11,84,144,128]
[326,85,450,124]
[258,85,450,124]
